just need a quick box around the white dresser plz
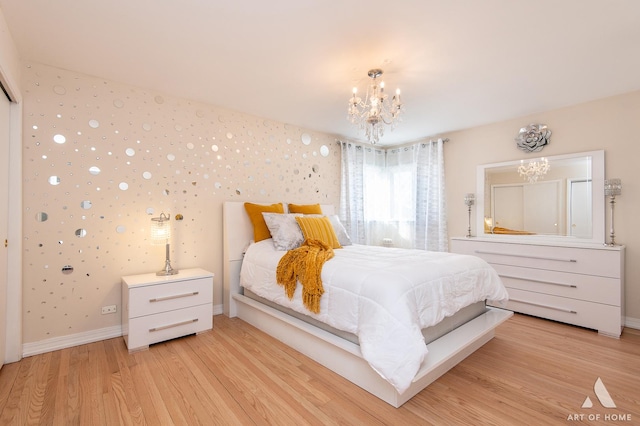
[122,268,214,352]
[450,238,625,337]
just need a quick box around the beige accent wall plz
[21,63,341,344]
[445,90,640,323]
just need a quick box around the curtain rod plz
[336,137,449,146]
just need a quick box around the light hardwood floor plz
[1,313,639,425]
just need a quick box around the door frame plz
[0,75,23,364]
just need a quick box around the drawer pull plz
[149,291,199,303]
[499,274,577,288]
[510,298,577,314]
[149,318,199,332]
[475,250,577,263]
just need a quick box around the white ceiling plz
[1,0,639,146]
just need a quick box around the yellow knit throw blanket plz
[276,239,334,314]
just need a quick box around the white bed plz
[222,201,512,407]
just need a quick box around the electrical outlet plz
[101,305,117,314]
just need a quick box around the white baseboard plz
[22,304,224,358]
[625,316,640,330]
[22,325,123,358]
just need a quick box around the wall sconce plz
[464,193,475,238]
[604,178,622,246]
[151,212,178,276]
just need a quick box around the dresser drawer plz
[499,288,622,337]
[129,277,213,318]
[453,240,621,278]
[125,304,213,351]
[493,264,620,306]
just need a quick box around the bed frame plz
[222,201,512,407]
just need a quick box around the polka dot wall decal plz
[301,133,311,145]
[118,182,129,190]
[21,62,342,344]
[53,134,66,144]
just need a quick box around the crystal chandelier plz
[517,157,550,183]
[347,69,403,144]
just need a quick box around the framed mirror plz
[476,150,605,244]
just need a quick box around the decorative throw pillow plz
[288,203,323,214]
[295,216,342,249]
[328,215,352,246]
[244,202,284,242]
[262,213,304,250]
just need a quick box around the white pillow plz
[262,213,304,250]
[328,215,352,246]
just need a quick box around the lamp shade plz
[151,213,171,245]
[604,178,622,197]
[464,193,475,206]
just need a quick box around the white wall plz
[445,90,640,325]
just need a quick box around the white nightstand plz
[121,268,214,352]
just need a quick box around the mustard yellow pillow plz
[288,203,323,214]
[244,202,284,242]
[295,216,341,249]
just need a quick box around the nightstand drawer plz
[126,304,213,351]
[129,277,212,318]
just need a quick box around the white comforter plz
[240,240,508,394]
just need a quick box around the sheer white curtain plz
[339,139,448,251]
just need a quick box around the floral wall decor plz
[515,123,551,152]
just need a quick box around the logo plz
[566,377,632,422]
[581,377,616,408]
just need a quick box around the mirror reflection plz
[477,150,604,243]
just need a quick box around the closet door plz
[0,89,9,369]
